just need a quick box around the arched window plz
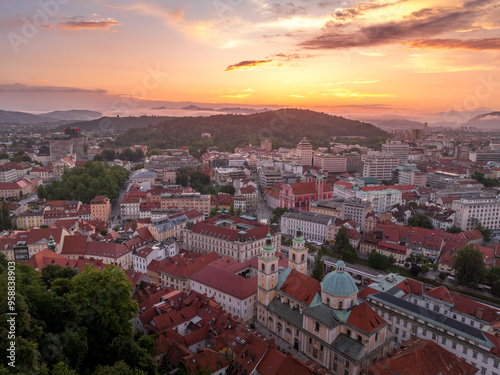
[326,298,330,305]
[277,322,282,332]
[292,253,296,262]
[271,264,276,272]
[261,263,265,271]
[301,254,305,262]
[339,301,343,310]
[315,321,320,332]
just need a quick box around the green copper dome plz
[321,261,358,297]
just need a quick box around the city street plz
[109,181,132,228]
[18,192,38,207]
[256,189,273,222]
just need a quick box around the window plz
[339,301,343,309]
[433,305,439,313]
[473,351,478,359]
[494,361,499,369]
[463,347,468,355]
[442,337,447,345]
[375,332,379,342]
[315,321,320,332]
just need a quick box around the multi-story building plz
[280,208,333,243]
[309,199,343,217]
[0,165,17,183]
[396,167,427,187]
[363,274,500,374]
[160,193,211,217]
[258,167,283,189]
[49,128,85,162]
[183,213,280,262]
[157,251,220,291]
[190,258,258,321]
[214,167,247,186]
[297,137,313,166]
[240,186,258,208]
[15,211,44,230]
[382,141,409,165]
[358,189,402,214]
[121,195,141,220]
[90,195,111,222]
[256,229,394,375]
[313,153,346,173]
[345,153,363,173]
[362,151,400,182]
[341,199,373,232]
[130,170,155,186]
[145,209,204,242]
[453,196,500,231]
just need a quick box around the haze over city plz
[1,0,499,122]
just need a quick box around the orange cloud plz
[44,18,120,30]
[225,59,275,72]
[404,38,500,50]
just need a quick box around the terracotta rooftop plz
[367,337,477,375]
[280,269,321,306]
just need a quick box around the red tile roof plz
[367,337,477,375]
[362,185,414,192]
[190,265,257,300]
[157,251,220,280]
[280,269,321,305]
[61,234,88,256]
[347,302,386,334]
[425,286,500,322]
[25,249,76,270]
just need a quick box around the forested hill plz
[55,115,173,132]
[111,108,389,152]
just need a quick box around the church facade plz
[256,228,394,374]
[279,170,334,211]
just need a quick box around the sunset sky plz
[1,0,499,119]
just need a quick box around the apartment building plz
[297,137,313,166]
[90,195,111,222]
[362,151,400,181]
[160,193,211,217]
[453,197,500,231]
[382,141,410,165]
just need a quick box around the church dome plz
[321,260,358,297]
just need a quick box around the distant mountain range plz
[0,109,102,125]
[178,105,271,114]
[466,111,500,128]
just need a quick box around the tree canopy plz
[311,249,325,282]
[453,244,486,287]
[334,226,357,263]
[408,214,434,229]
[368,251,394,270]
[0,256,155,374]
[37,161,128,203]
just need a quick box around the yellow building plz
[16,211,44,230]
[90,195,111,222]
[160,193,210,217]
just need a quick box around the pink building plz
[279,170,333,211]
